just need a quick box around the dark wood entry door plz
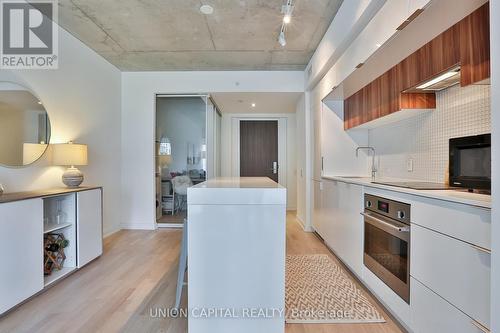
[240,120,279,182]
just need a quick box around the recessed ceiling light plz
[251,103,256,108]
[200,4,214,15]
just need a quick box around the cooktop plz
[372,181,455,190]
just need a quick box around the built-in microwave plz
[449,133,491,192]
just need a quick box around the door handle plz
[271,162,278,174]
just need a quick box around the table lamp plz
[52,142,88,187]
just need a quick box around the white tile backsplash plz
[369,84,491,183]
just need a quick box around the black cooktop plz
[372,181,455,190]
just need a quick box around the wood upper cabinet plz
[418,25,461,85]
[344,68,435,130]
[400,92,436,109]
[459,3,490,86]
[344,88,364,129]
[344,3,489,130]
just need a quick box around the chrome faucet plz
[356,146,377,180]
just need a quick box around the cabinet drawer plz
[411,224,490,328]
[411,278,488,333]
[412,197,490,249]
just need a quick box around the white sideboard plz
[0,187,103,315]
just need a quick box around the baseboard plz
[157,223,183,228]
[295,215,314,232]
[120,222,156,230]
[103,228,121,238]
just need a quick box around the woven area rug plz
[286,254,385,324]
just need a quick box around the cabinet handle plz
[470,244,491,255]
[471,319,490,333]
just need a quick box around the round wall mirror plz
[0,82,51,167]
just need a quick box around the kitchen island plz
[187,177,287,333]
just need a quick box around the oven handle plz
[361,212,410,233]
[471,319,490,333]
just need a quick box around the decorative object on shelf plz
[44,233,69,275]
[0,183,4,195]
[52,141,88,187]
[55,198,67,225]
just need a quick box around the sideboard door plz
[77,189,103,268]
[0,199,43,314]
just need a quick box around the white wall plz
[121,71,304,229]
[0,28,122,236]
[490,0,499,331]
[321,100,370,177]
[220,112,297,210]
[295,95,306,224]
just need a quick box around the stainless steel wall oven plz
[362,194,411,303]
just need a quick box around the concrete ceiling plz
[58,0,343,71]
[212,92,302,113]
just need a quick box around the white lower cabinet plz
[411,278,487,333]
[312,180,327,239]
[0,199,44,314]
[321,179,338,248]
[0,188,103,315]
[77,189,103,267]
[322,179,363,277]
[411,224,490,329]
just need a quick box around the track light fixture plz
[278,30,286,47]
[278,0,294,47]
[281,0,294,22]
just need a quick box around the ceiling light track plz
[278,0,294,47]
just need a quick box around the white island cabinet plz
[187,177,287,333]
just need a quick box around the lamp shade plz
[159,154,172,166]
[52,143,88,166]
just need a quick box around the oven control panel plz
[364,194,410,224]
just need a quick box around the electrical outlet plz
[407,158,414,172]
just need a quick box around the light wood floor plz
[0,212,403,333]
[157,211,186,225]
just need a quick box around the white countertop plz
[322,175,491,209]
[192,177,284,189]
[188,177,286,205]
